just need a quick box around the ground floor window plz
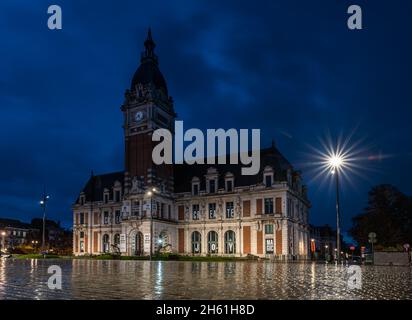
[114,234,120,246]
[208,231,218,253]
[102,234,110,253]
[265,238,274,254]
[224,230,236,254]
[192,231,201,254]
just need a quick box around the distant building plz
[0,218,39,251]
[0,217,72,254]
[72,30,311,259]
[30,218,72,252]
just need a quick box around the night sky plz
[1,0,411,237]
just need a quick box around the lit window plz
[192,204,200,220]
[225,202,234,218]
[224,230,236,254]
[191,231,201,254]
[208,203,216,219]
[115,210,121,224]
[208,231,218,253]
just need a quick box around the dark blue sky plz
[1,0,411,234]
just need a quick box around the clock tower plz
[121,29,176,192]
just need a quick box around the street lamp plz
[327,154,344,264]
[39,186,50,253]
[145,187,158,261]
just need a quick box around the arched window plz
[102,234,110,253]
[207,231,218,254]
[224,230,236,254]
[191,231,201,254]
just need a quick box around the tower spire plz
[141,27,158,64]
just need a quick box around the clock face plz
[134,111,144,122]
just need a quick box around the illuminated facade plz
[72,30,310,259]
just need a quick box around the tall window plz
[79,212,85,225]
[192,204,200,220]
[114,234,120,247]
[104,194,109,204]
[226,202,234,218]
[208,203,216,219]
[191,231,201,254]
[133,201,140,217]
[224,230,236,254]
[115,210,121,224]
[264,198,273,214]
[102,234,110,253]
[103,211,109,224]
[208,231,219,253]
[209,179,216,193]
[265,224,274,234]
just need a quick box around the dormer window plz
[287,169,292,186]
[226,180,233,192]
[205,167,218,194]
[114,190,121,202]
[263,166,274,188]
[225,172,234,192]
[103,189,109,204]
[79,195,85,206]
[192,177,200,196]
[265,175,272,188]
[209,179,216,193]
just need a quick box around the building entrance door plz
[135,232,143,256]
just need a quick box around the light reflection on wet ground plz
[0,259,411,300]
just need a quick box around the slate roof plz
[173,145,293,193]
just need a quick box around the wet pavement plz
[0,259,411,300]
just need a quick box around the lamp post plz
[328,155,343,264]
[39,186,50,253]
[145,187,158,261]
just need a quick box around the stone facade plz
[72,30,310,259]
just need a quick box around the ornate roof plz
[130,28,168,96]
[173,145,293,193]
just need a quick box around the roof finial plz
[147,27,153,41]
[142,27,158,64]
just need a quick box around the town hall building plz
[72,30,310,259]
